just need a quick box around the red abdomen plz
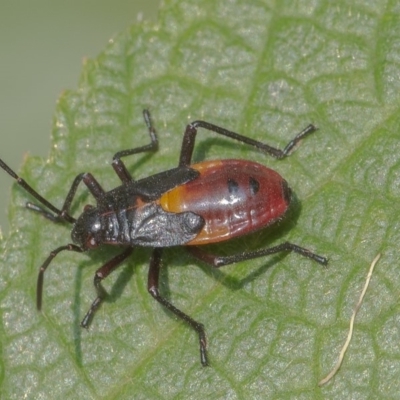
[159,159,291,245]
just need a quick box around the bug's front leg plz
[81,248,134,328]
[28,172,105,224]
[0,158,83,224]
[147,248,209,366]
[37,244,83,310]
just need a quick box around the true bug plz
[0,110,327,366]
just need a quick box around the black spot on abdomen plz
[249,177,260,195]
[227,178,239,194]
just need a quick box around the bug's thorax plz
[71,183,204,249]
[70,184,136,249]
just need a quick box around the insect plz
[0,110,327,366]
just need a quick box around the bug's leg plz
[0,155,108,224]
[179,120,317,166]
[27,172,105,224]
[112,109,159,183]
[0,158,80,223]
[187,242,328,268]
[26,173,87,223]
[81,247,134,328]
[147,248,209,366]
[37,244,83,310]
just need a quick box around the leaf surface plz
[1,0,400,398]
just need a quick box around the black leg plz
[0,159,84,224]
[179,120,317,166]
[147,248,209,366]
[0,154,110,224]
[81,248,134,328]
[37,244,84,310]
[112,109,159,183]
[27,172,105,223]
[0,111,157,220]
[187,242,328,268]
[81,173,105,199]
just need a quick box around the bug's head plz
[71,205,102,250]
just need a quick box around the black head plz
[71,205,102,250]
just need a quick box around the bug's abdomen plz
[159,159,291,245]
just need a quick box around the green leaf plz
[1,0,400,398]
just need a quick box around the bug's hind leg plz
[178,120,317,166]
[187,242,328,268]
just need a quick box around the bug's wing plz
[134,167,199,201]
[131,202,204,247]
